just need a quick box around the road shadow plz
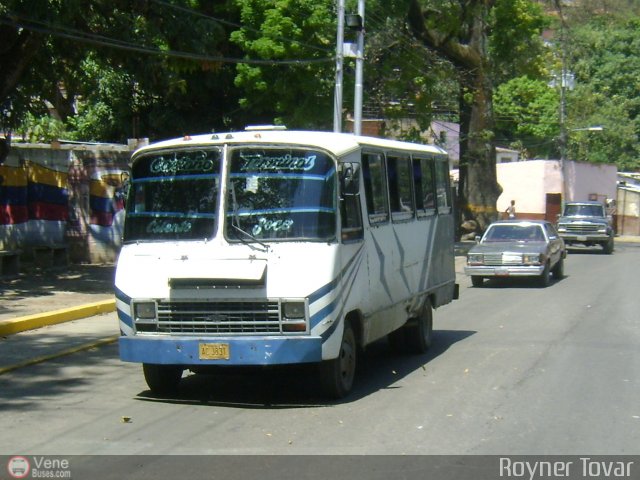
[1,263,115,297]
[0,263,115,317]
[474,274,567,289]
[134,329,476,408]
[0,343,121,412]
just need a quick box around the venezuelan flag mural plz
[0,164,28,225]
[1,144,132,261]
[27,161,69,222]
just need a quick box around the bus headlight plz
[283,301,306,319]
[134,302,157,320]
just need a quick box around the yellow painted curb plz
[0,299,116,336]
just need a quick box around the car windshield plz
[226,147,336,242]
[564,204,604,217]
[123,148,221,242]
[483,224,546,243]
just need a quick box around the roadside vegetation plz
[1,0,639,228]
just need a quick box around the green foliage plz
[494,76,560,158]
[490,0,550,82]
[1,0,242,142]
[230,0,336,128]
[565,15,640,170]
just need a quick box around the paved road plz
[1,243,639,458]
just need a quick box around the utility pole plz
[333,0,364,135]
[353,0,365,136]
[333,0,345,133]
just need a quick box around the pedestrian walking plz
[506,200,516,219]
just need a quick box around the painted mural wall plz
[0,143,133,263]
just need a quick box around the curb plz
[0,299,116,336]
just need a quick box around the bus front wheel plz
[143,363,183,395]
[319,321,357,399]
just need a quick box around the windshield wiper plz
[229,182,270,252]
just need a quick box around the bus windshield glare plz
[226,148,336,242]
[123,148,221,242]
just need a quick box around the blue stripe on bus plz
[231,207,334,217]
[127,211,216,219]
[133,174,219,183]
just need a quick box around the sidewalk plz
[0,263,116,332]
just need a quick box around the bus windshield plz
[226,147,336,242]
[123,148,221,242]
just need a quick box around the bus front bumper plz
[119,335,323,366]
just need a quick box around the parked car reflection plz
[464,220,566,288]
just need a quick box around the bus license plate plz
[199,343,230,360]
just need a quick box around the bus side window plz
[362,152,389,225]
[387,155,414,222]
[340,163,363,242]
[413,156,436,218]
[435,160,452,214]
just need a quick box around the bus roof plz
[133,129,448,159]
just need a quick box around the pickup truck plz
[556,201,614,254]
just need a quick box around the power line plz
[0,13,334,66]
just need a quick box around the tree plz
[564,14,640,171]
[229,0,336,129]
[494,76,560,159]
[1,0,243,142]
[408,0,548,230]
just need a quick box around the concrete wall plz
[617,187,640,236]
[1,142,134,263]
[565,161,618,203]
[496,160,563,219]
[495,159,617,220]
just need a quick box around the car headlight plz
[133,301,157,320]
[467,253,484,265]
[523,253,542,265]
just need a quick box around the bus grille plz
[139,300,281,335]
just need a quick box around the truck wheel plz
[143,363,183,394]
[320,321,357,399]
[602,237,614,254]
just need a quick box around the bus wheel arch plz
[319,316,358,399]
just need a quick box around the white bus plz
[115,127,458,398]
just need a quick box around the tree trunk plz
[408,0,501,232]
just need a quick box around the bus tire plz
[406,300,433,354]
[320,321,357,399]
[143,363,183,394]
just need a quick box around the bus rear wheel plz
[143,363,183,395]
[319,321,357,399]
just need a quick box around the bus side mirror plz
[340,163,360,195]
